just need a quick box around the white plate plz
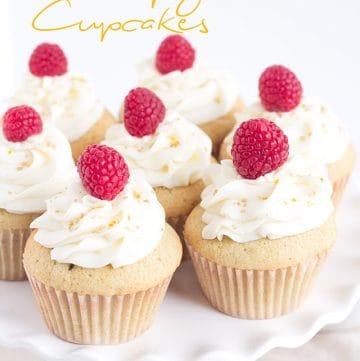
[0,181,360,361]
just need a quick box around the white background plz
[3,0,360,168]
[0,0,360,360]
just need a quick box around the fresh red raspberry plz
[155,35,195,74]
[231,118,289,179]
[77,145,129,201]
[124,87,166,137]
[29,43,68,77]
[259,65,303,112]
[3,105,43,142]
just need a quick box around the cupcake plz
[0,105,75,281]
[11,43,116,160]
[105,88,212,250]
[23,144,182,344]
[135,35,243,154]
[220,65,355,205]
[185,119,336,319]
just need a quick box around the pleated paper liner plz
[167,215,190,261]
[332,174,351,206]
[26,274,172,344]
[187,242,330,319]
[0,228,31,281]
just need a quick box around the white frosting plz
[103,111,212,188]
[11,73,104,142]
[201,158,334,243]
[31,176,165,268]
[224,98,350,164]
[0,126,76,214]
[138,60,238,125]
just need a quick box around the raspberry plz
[77,145,129,201]
[124,87,166,137]
[29,43,68,77]
[231,118,289,179]
[155,35,195,74]
[3,105,43,142]
[259,65,303,112]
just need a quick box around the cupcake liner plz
[167,215,189,261]
[187,242,329,319]
[0,228,30,281]
[27,274,172,344]
[332,174,351,206]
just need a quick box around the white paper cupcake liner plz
[332,174,350,206]
[167,215,189,261]
[187,243,329,319]
[0,229,30,281]
[27,274,172,344]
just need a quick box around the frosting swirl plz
[11,73,104,142]
[224,98,350,164]
[103,111,212,188]
[138,60,238,125]
[31,176,165,268]
[201,158,334,242]
[0,126,76,214]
